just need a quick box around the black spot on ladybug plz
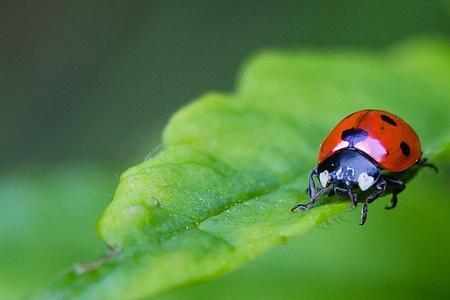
[400,141,411,156]
[380,114,397,126]
[341,128,368,146]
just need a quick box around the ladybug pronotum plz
[291,109,438,225]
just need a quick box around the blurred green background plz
[1,1,449,299]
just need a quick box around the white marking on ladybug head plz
[346,166,355,177]
[335,167,343,179]
[319,170,330,187]
[357,172,374,191]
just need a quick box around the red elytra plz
[318,110,422,172]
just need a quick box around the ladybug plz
[291,109,437,225]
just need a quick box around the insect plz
[291,109,437,225]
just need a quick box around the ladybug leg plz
[359,179,386,225]
[366,179,386,204]
[384,177,405,210]
[360,203,368,226]
[332,187,358,208]
[347,190,358,209]
[291,169,334,213]
[307,167,318,199]
[292,168,318,212]
[417,158,439,173]
[291,185,334,212]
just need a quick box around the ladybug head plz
[317,149,380,192]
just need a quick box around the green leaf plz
[33,38,450,300]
